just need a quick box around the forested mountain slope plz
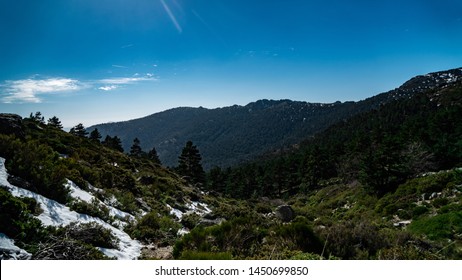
[90,68,462,169]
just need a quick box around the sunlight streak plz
[160,0,182,33]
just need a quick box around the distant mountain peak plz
[89,67,461,169]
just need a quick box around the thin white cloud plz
[98,76,153,85]
[121,44,134,49]
[96,74,157,92]
[1,74,158,101]
[112,64,128,68]
[98,85,118,91]
[1,78,82,103]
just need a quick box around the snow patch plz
[67,180,135,222]
[0,157,141,260]
[0,233,32,260]
[167,200,212,221]
[167,204,184,220]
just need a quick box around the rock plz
[197,218,226,227]
[135,197,151,212]
[0,113,25,138]
[141,245,173,260]
[393,220,412,227]
[275,205,295,222]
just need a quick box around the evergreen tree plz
[69,123,88,137]
[89,128,102,142]
[148,146,161,165]
[130,138,143,157]
[47,116,63,129]
[29,112,45,124]
[102,135,124,152]
[177,141,205,186]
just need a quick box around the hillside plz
[1,67,462,260]
[89,68,462,169]
[0,116,217,259]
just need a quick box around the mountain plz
[1,67,462,260]
[89,68,462,169]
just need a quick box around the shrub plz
[273,217,323,254]
[127,211,181,244]
[56,222,118,249]
[0,136,70,203]
[69,198,112,223]
[0,188,44,243]
[181,213,201,229]
[412,205,428,217]
[321,219,388,259]
[408,211,462,240]
[173,216,263,259]
[178,251,233,260]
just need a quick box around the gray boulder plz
[275,205,295,222]
[0,113,25,138]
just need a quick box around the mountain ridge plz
[89,67,462,169]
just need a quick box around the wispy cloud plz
[1,78,82,103]
[1,73,158,101]
[121,44,134,49]
[96,74,157,91]
[98,76,153,85]
[98,85,119,91]
[112,64,128,68]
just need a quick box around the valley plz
[1,68,462,260]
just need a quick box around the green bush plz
[408,211,462,240]
[178,251,233,260]
[173,216,263,259]
[0,188,44,243]
[127,211,181,244]
[412,205,428,217]
[273,217,323,254]
[0,135,70,204]
[69,198,112,223]
[181,212,201,229]
[56,222,119,249]
[322,219,388,259]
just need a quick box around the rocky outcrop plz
[275,205,295,222]
[0,113,25,138]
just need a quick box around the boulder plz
[197,218,226,227]
[275,205,295,222]
[0,113,25,138]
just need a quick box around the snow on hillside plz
[0,157,142,260]
[66,180,135,226]
[0,233,32,260]
[167,201,212,220]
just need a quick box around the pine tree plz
[129,138,143,157]
[89,128,102,142]
[47,116,63,129]
[102,135,124,152]
[69,123,88,137]
[177,141,205,186]
[148,146,161,165]
[29,112,45,124]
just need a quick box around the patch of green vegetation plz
[177,251,233,260]
[126,211,180,245]
[0,187,45,243]
[69,198,112,224]
[408,211,462,241]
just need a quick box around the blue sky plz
[1,0,461,127]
